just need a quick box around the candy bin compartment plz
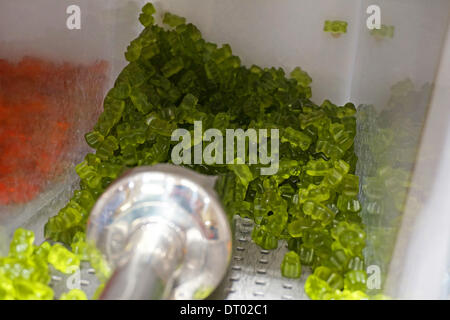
[0,0,449,300]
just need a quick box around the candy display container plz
[0,0,449,300]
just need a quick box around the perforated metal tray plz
[209,216,310,300]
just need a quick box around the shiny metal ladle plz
[86,164,232,300]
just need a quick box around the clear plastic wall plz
[0,0,449,298]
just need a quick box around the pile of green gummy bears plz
[1,3,375,300]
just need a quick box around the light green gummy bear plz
[13,279,54,300]
[9,228,35,259]
[281,251,302,278]
[47,244,80,274]
[60,289,87,300]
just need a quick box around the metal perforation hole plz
[236,246,245,252]
[255,279,267,286]
[80,280,90,286]
[51,275,62,282]
[232,265,242,271]
[256,268,267,275]
[282,283,293,289]
[253,291,264,297]
[258,258,269,264]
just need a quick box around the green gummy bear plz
[281,251,302,278]
[314,266,344,290]
[139,3,156,27]
[281,127,312,151]
[163,12,186,28]
[47,244,80,274]
[251,225,278,250]
[0,273,15,300]
[85,131,104,149]
[331,222,366,256]
[305,159,331,176]
[13,279,54,300]
[60,289,88,300]
[344,270,367,291]
[9,228,35,259]
[290,67,312,88]
[324,20,348,34]
[302,200,335,226]
[162,57,184,78]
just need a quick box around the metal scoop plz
[86,164,232,300]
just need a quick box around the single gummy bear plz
[60,289,88,300]
[9,228,35,259]
[47,244,80,274]
[280,251,302,278]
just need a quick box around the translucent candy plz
[322,160,350,188]
[116,121,147,147]
[251,225,278,250]
[298,184,330,204]
[287,215,318,238]
[163,12,186,28]
[96,136,119,161]
[141,42,160,60]
[228,164,254,188]
[304,275,334,300]
[9,228,35,259]
[161,57,184,78]
[329,122,353,151]
[347,256,365,271]
[324,20,348,34]
[339,174,359,197]
[290,67,312,89]
[337,194,361,213]
[262,210,288,237]
[47,244,80,274]
[344,270,367,291]
[130,88,153,114]
[299,109,327,130]
[280,251,302,278]
[71,232,89,261]
[139,3,156,27]
[13,279,54,300]
[0,257,49,283]
[337,290,368,300]
[316,140,345,160]
[0,274,15,300]
[314,266,344,290]
[370,24,395,39]
[33,242,51,262]
[331,222,366,256]
[324,249,349,272]
[85,131,104,149]
[281,127,312,151]
[298,246,315,266]
[125,38,142,62]
[302,200,335,226]
[60,289,88,300]
[305,159,331,176]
